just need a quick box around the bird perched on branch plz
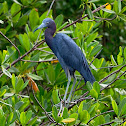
[34,18,95,107]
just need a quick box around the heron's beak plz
[34,23,46,32]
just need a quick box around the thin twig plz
[31,84,55,123]
[0,31,20,56]
[120,119,126,125]
[94,15,117,21]
[60,0,123,30]
[37,50,54,54]
[90,48,103,66]
[60,3,110,31]
[101,70,126,91]
[99,64,126,84]
[68,96,93,110]
[98,121,115,126]
[3,94,15,100]
[21,59,58,63]
[97,64,122,69]
[47,0,55,16]
[0,40,45,76]
[87,110,114,124]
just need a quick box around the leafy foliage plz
[0,0,126,125]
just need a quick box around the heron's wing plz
[53,33,95,83]
[54,33,87,71]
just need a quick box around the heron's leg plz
[58,71,71,116]
[63,71,71,101]
[67,76,76,103]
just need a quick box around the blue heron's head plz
[34,18,54,32]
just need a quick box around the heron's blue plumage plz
[34,18,95,84]
[52,33,95,84]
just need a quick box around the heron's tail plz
[80,66,95,85]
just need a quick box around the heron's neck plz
[45,23,56,49]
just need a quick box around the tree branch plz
[60,3,110,31]
[99,64,126,84]
[47,0,55,16]
[98,121,115,126]
[101,70,126,91]
[87,110,114,124]
[0,31,20,56]
[31,84,55,123]
[21,58,58,63]
[0,40,45,77]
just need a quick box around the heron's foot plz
[58,100,65,116]
[57,100,77,116]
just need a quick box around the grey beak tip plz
[33,28,38,33]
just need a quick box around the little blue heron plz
[34,18,95,105]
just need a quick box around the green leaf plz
[22,80,29,90]
[46,65,55,83]
[52,89,60,104]
[19,33,30,51]
[112,100,118,116]
[120,6,126,14]
[27,73,43,80]
[78,101,83,115]
[63,107,69,119]
[118,98,126,116]
[0,89,6,97]
[93,81,100,95]
[25,110,32,124]
[29,9,39,30]
[28,117,37,126]
[12,74,16,89]
[118,0,121,13]
[120,104,126,115]
[117,46,123,64]
[119,14,126,21]
[7,112,13,124]
[69,113,78,120]
[15,101,24,110]
[113,0,118,14]
[102,8,115,14]
[67,113,78,125]
[0,108,6,126]
[15,78,24,93]
[52,106,63,122]
[62,118,75,123]
[86,81,93,91]
[86,32,98,44]
[16,15,28,27]
[104,114,110,123]
[55,14,64,29]
[2,66,12,78]
[90,44,102,57]
[27,53,40,69]
[79,110,90,123]
[57,22,68,31]
[23,33,30,51]
[52,106,58,120]
[110,55,117,65]
[87,5,93,19]
[3,1,8,14]
[90,89,98,99]
[20,112,26,125]
[124,46,126,61]
[11,3,21,22]
[94,115,105,125]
